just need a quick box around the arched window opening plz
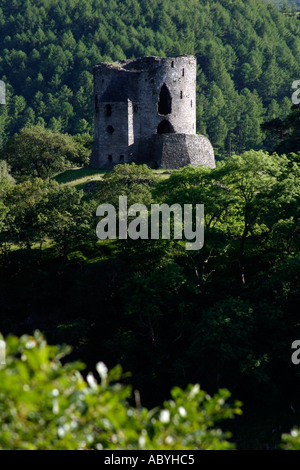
[158,83,172,115]
[105,104,112,117]
[107,125,114,134]
[108,155,113,162]
[157,120,175,134]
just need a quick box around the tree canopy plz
[0,153,299,449]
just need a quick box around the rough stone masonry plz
[90,55,215,170]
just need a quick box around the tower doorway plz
[157,120,175,134]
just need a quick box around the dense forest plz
[0,139,300,449]
[0,0,300,452]
[1,0,300,157]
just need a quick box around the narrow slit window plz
[182,68,185,77]
[171,61,174,68]
[180,91,183,99]
[107,125,114,134]
[105,104,112,117]
[119,155,124,163]
[95,95,99,113]
[191,100,193,107]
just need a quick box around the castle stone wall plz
[90,55,215,170]
[138,134,215,169]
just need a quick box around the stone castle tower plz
[90,55,215,169]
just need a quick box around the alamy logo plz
[291,340,300,365]
[96,196,204,251]
[292,80,300,105]
[0,81,6,105]
[0,339,6,365]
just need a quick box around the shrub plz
[0,331,242,450]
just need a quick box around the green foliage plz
[97,163,155,206]
[0,161,14,184]
[102,163,155,187]
[281,429,300,450]
[262,104,300,154]
[0,154,299,449]
[0,178,96,253]
[155,150,300,283]
[2,126,90,180]
[0,331,241,450]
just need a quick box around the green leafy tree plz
[2,179,95,253]
[0,160,14,184]
[262,104,300,154]
[281,429,300,450]
[97,163,155,207]
[215,150,298,284]
[2,126,90,179]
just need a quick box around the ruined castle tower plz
[90,55,215,169]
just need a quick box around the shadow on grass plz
[53,167,106,184]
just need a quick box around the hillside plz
[0,0,300,158]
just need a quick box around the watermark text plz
[0,81,6,105]
[96,196,204,251]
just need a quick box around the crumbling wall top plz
[93,55,195,73]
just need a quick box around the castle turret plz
[90,55,215,170]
